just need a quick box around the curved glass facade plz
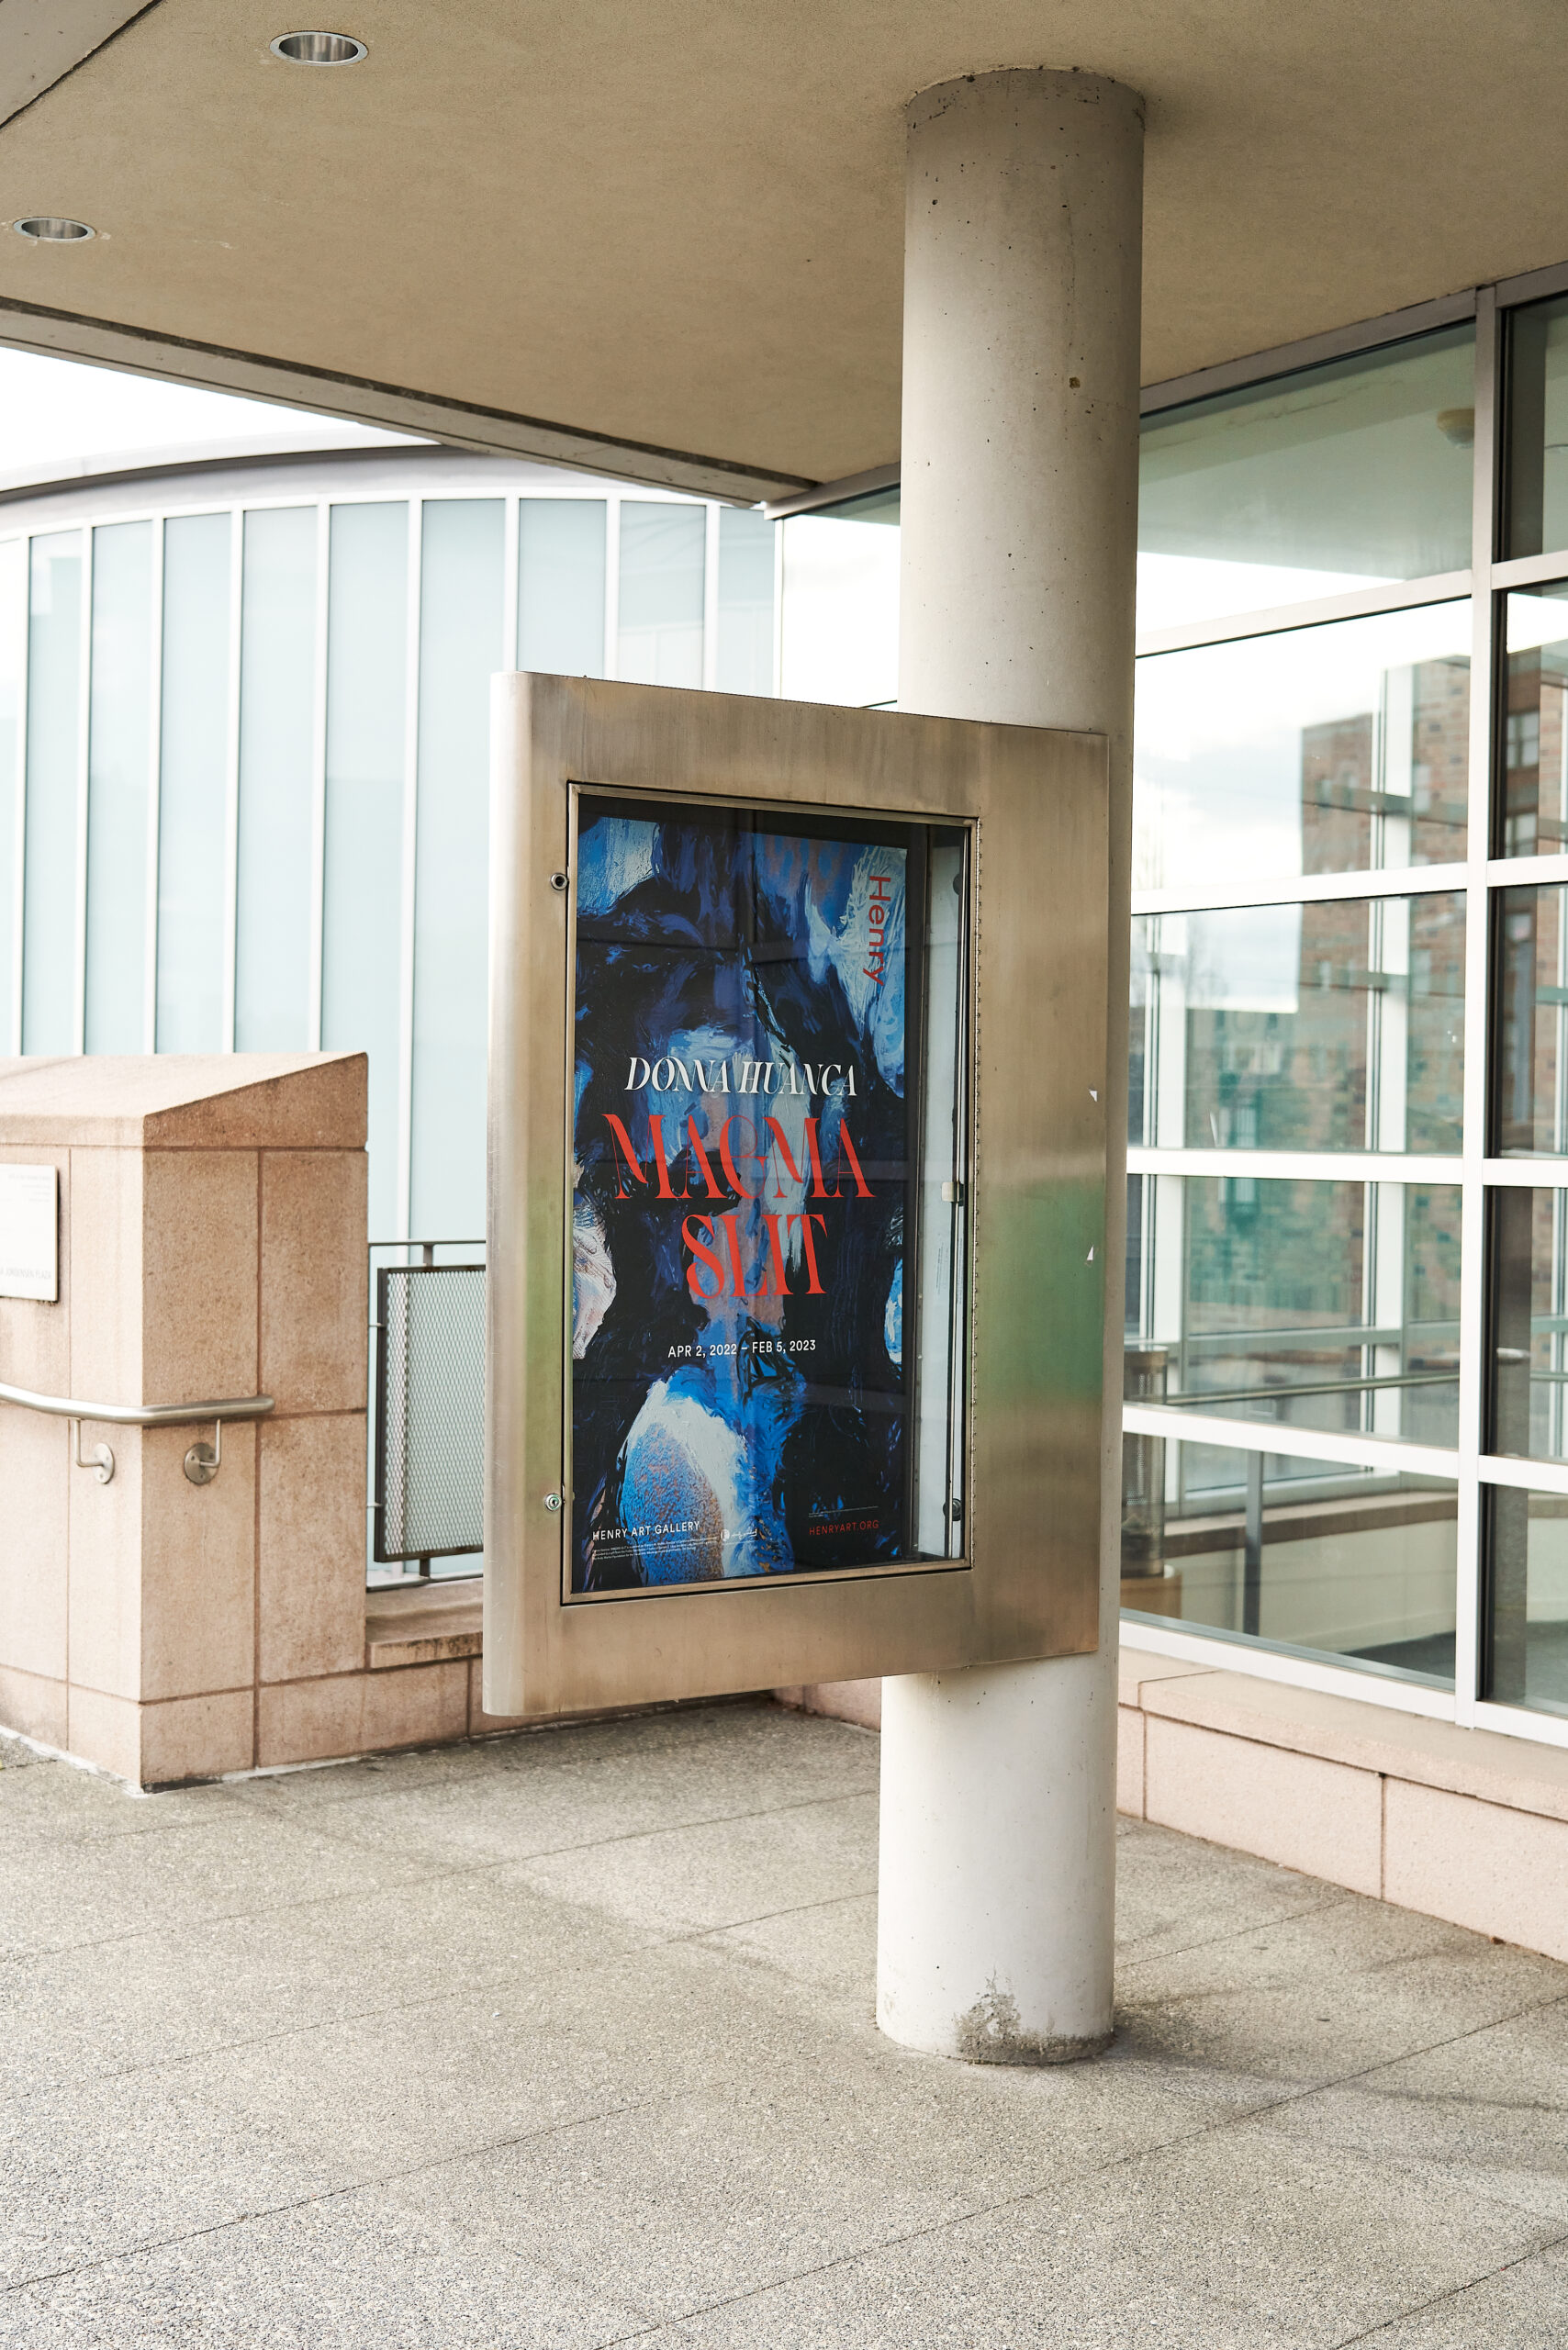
[0,451,783,1239]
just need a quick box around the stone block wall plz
[0,1055,369,1785]
[1116,1642,1568,1964]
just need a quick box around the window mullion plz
[1456,284,1503,1726]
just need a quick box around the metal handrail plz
[1160,1369,1455,1408]
[0,1381,274,1427]
[0,1381,274,1488]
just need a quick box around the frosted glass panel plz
[618,501,703,686]
[322,501,407,1237]
[22,532,83,1053]
[156,513,231,1051]
[0,540,28,1051]
[84,520,153,1052]
[236,507,317,1049]
[519,498,604,676]
[779,511,900,708]
[716,506,775,695]
[410,499,502,1237]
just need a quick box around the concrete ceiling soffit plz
[0,2,815,496]
[0,1,161,130]
[6,4,1567,495]
[0,293,815,501]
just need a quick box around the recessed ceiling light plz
[12,217,95,242]
[270,30,366,65]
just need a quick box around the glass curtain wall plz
[1126,324,1479,1693]
[3,473,777,1254]
[1118,278,1568,1746]
[774,295,1568,1739]
[1484,297,1568,1726]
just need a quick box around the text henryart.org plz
[570,798,915,1591]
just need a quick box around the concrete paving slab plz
[0,1797,450,1963]
[663,2120,1562,2348]
[152,1932,865,2177]
[0,2067,352,2290]
[1116,1884,1567,2085]
[1341,2234,1568,2346]
[1356,1983,1568,2111]
[388,2012,1294,2322]
[286,1729,877,1874]
[6,1699,1568,2347]
[222,1697,850,1820]
[1113,1809,1357,1964]
[514,1788,878,1937]
[222,1741,507,1814]
[0,2189,655,2349]
[1255,2074,1568,2232]
[0,1863,633,2097]
[1257,1997,1568,2228]
[702,1889,879,1998]
[0,1743,224,1849]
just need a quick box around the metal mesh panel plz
[374,1263,485,1562]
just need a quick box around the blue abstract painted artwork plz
[570,796,921,1591]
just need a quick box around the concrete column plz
[878,68,1143,2062]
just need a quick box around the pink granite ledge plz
[1124,1644,1568,1826]
[0,1053,366,1149]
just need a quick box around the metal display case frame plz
[485,672,1109,1717]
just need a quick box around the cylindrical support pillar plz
[878,67,1144,2064]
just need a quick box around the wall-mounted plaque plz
[0,1163,59,1303]
[486,676,1109,1718]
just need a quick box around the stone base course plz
[1115,1642,1568,1964]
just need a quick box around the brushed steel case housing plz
[485,674,1109,1718]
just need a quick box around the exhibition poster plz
[569,795,924,1592]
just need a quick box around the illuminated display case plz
[485,675,1109,1716]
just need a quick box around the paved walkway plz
[4,1699,1568,2347]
